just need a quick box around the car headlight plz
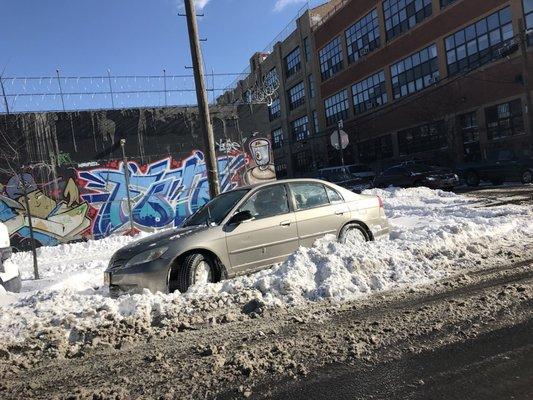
[426,176,438,181]
[125,246,169,268]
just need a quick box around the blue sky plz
[0,0,309,77]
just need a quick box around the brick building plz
[220,0,533,176]
[312,0,533,171]
[217,1,346,178]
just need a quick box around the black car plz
[374,163,459,189]
[317,164,375,192]
[456,149,533,187]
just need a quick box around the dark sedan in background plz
[456,149,533,186]
[373,163,459,190]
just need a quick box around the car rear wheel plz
[339,224,369,246]
[173,253,215,293]
[466,171,480,187]
[521,169,532,184]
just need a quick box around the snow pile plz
[0,188,532,353]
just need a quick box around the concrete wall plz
[0,104,275,250]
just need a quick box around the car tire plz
[339,223,370,246]
[1,275,21,293]
[521,169,532,184]
[466,171,480,187]
[174,253,215,293]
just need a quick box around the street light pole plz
[184,0,220,198]
[120,139,135,233]
[518,19,533,137]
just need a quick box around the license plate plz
[104,272,111,285]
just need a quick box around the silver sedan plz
[105,179,390,294]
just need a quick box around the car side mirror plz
[228,210,254,225]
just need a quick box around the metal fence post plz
[163,69,168,106]
[120,139,135,233]
[107,69,115,109]
[56,69,66,111]
[0,76,9,114]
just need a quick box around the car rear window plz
[290,183,330,210]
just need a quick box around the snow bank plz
[0,188,532,352]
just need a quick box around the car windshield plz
[182,189,249,227]
[347,165,371,173]
[409,164,433,173]
[321,169,353,182]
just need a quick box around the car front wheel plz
[466,171,480,187]
[172,253,215,293]
[339,223,369,246]
[521,169,532,184]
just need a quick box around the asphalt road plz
[265,318,533,400]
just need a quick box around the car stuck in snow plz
[105,179,390,294]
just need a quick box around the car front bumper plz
[105,258,172,295]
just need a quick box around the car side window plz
[290,183,330,210]
[325,186,343,203]
[239,185,290,220]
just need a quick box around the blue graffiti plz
[79,151,245,238]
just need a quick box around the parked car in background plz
[317,164,375,192]
[456,149,533,186]
[373,163,459,190]
[0,222,21,293]
[105,179,390,294]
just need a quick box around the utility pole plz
[337,120,345,167]
[120,139,135,233]
[518,18,533,137]
[184,0,220,198]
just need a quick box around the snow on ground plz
[0,187,532,353]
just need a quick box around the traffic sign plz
[330,130,349,150]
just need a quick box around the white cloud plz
[176,0,211,11]
[273,0,306,12]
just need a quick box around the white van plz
[0,222,20,293]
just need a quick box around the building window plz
[291,116,310,142]
[485,99,525,140]
[288,81,305,110]
[313,110,319,134]
[398,121,447,155]
[294,150,312,173]
[459,112,479,143]
[383,0,432,41]
[358,135,393,163]
[324,90,349,126]
[285,47,302,78]
[303,37,311,62]
[391,44,439,100]
[308,74,315,99]
[352,71,388,115]
[319,36,343,81]
[345,8,380,63]
[525,0,533,44]
[445,7,514,77]
[275,160,288,178]
[440,0,457,8]
[269,97,281,121]
[272,127,283,149]
[264,68,279,89]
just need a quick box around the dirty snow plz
[0,188,532,351]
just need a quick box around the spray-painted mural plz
[78,150,246,239]
[0,105,274,249]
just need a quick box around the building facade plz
[217,1,346,177]
[311,0,533,170]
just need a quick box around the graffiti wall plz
[0,105,274,249]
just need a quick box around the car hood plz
[113,225,207,258]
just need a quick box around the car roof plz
[234,178,335,192]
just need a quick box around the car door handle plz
[279,220,291,227]
[335,211,345,215]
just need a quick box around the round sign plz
[330,130,349,150]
